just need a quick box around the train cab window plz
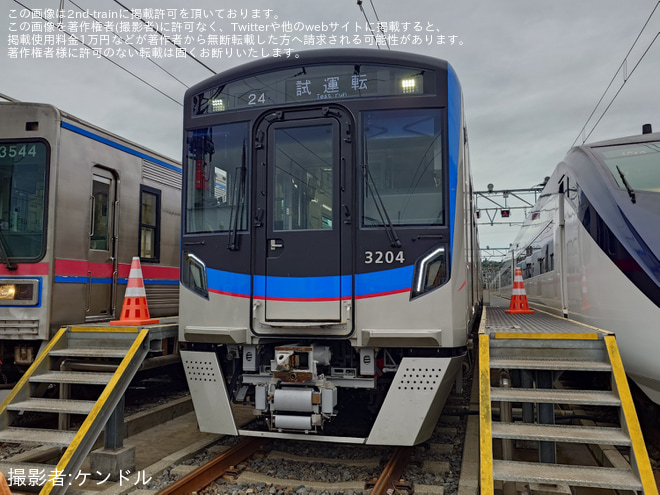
[185,122,249,234]
[362,109,444,226]
[140,186,161,262]
[595,140,660,193]
[90,176,111,251]
[0,141,48,261]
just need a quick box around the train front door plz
[87,168,118,321]
[256,109,353,325]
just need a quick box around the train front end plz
[567,131,660,404]
[0,103,55,378]
[499,129,660,406]
[179,50,479,445]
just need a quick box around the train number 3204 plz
[364,251,405,264]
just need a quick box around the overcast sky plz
[3,0,659,255]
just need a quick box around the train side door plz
[87,168,118,320]
[255,109,353,327]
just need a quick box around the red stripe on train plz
[55,259,178,279]
[0,262,49,276]
[1,260,178,280]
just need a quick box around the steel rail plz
[158,437,267,495]
[367,446,413,495]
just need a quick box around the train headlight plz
[399,74,423,94]
[0,284,16,299]
[181,252,209,299]
[0,279,39,305]
[210,98,226,112]
[411,246,447,298]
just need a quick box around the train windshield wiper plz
[616,165,637,204]
[227,140,247,251]
[363,158,401,248]
[0,227,17,270]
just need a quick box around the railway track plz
[143,353,660,495]
[157,434,463,495]
[149,372,474,495]
[5,342,660,493]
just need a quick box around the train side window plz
[140,185,161,262]
[90,176,110,251]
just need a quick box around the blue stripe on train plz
[61,121,182,174]
[206,266,414,300]
[447,63,462,267]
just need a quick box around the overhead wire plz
[11,0,183,106]
[368,0,390,50]
[67,0,190,89]
[112,0,216,75]
[581,31,659,144]
[356,0,381,49]
[571,1,660,147]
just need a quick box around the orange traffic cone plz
[0,472,10,495]
[505,267,535,314]
[110,257,159,326]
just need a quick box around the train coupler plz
[256,383,337,432]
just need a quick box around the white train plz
[494,126,660,404]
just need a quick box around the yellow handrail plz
[478,308,494,494]
[604,335,658,494]
[41,328,149,494]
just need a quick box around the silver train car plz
[178,49,482,446]
[494,127,660,404]
[0,102,181,380]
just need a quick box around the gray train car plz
[494,127,660,405]
[0,102,181,380]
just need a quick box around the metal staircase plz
[478,307,658,494]
[0,326,151,495]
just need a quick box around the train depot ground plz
[1,294,659,494]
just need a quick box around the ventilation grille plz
[395,366,442,392]
[182,357,219,383]
[0,320,39,334]
[142,160,182,190]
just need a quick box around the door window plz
[272,124,334,231]
[90,175,111,251]
[140,186,160,261]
